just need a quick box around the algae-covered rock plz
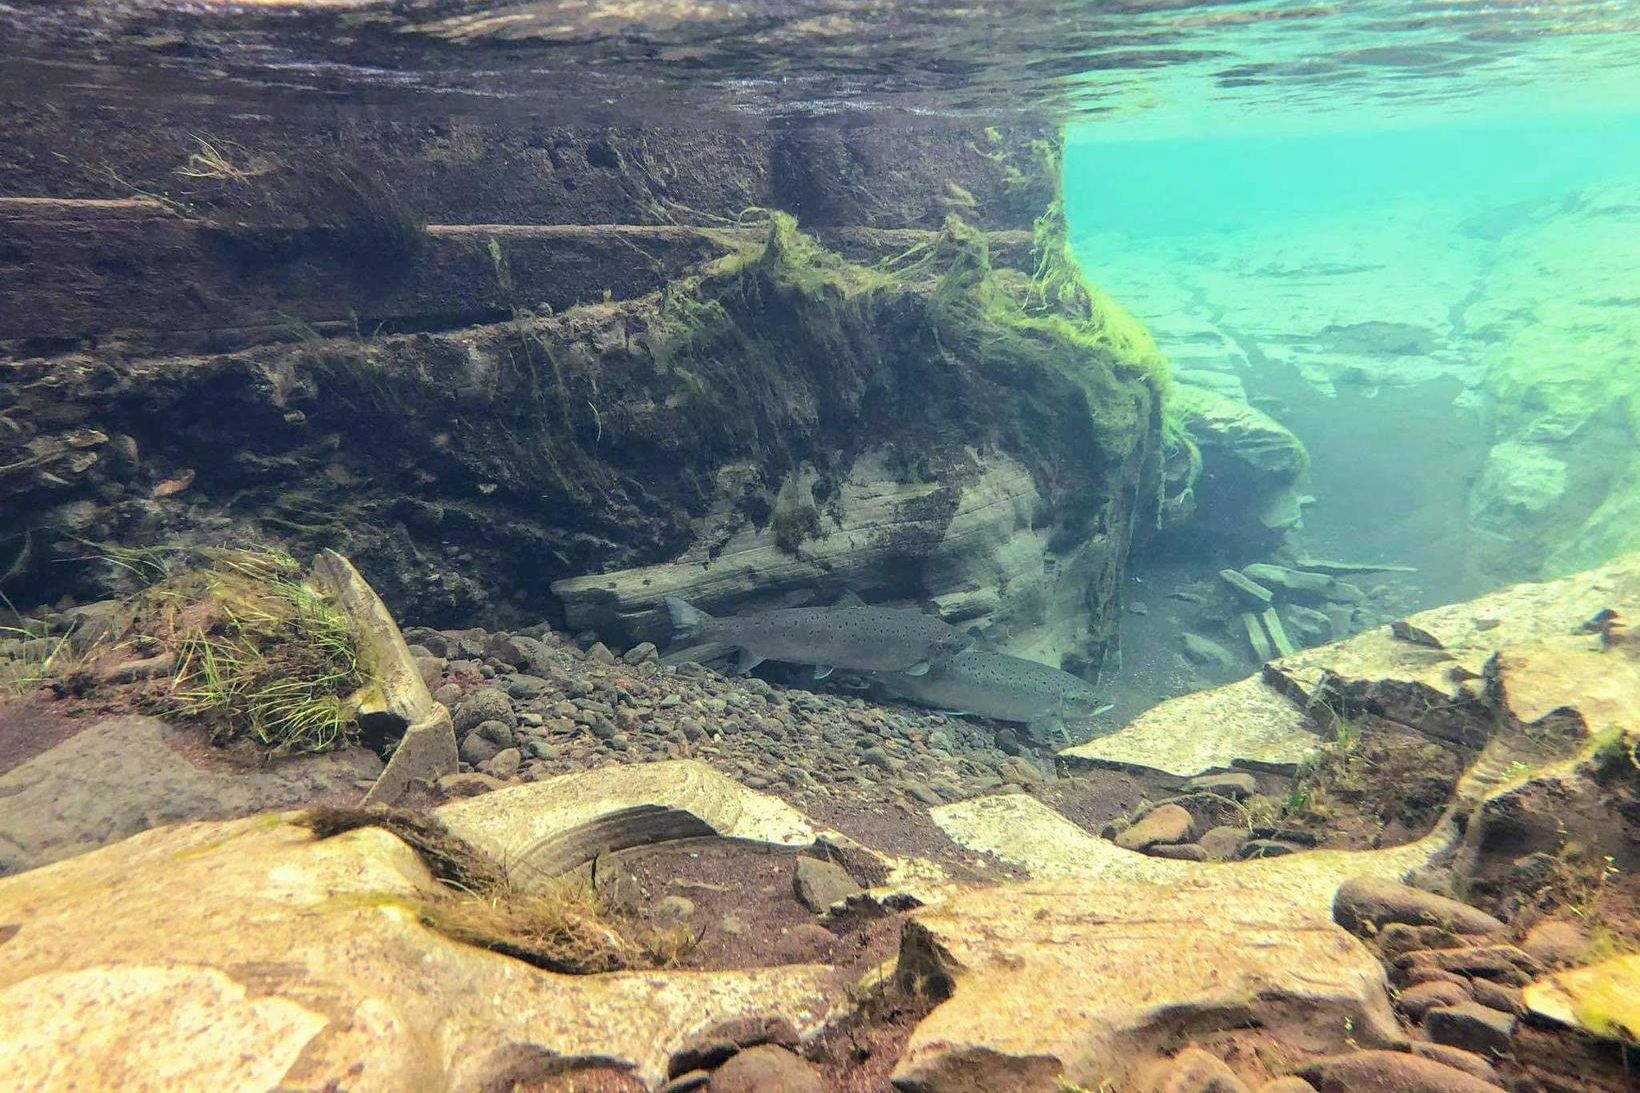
[1522,953,1640,1043]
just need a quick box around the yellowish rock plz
[0,814,836,1092]
[1522,953,1640,1043]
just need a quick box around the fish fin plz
[1026,717,1067,745]
[1092,703,1115,718]
[664,596,713,640]
[813,664,834,680]
[735,649,765,674]
[832,589,867,607]
[903,661,930,676]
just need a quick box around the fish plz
[664,596,973,676]
[870,648,1111,743]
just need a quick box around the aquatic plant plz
[297,807,696,973]
[123,135,426,266]
[162,548,365,754]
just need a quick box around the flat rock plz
[435,760,821,885]
[1333,878,1505,937]
[1147,843,1208,862]
[1297,1051,1505,1092]
[1423,1002,1516,1056]
[1116,803,1194,850]
[707,1045,824,1093]
[0,716,379,876]
[0,815,836,1091]
[895,793,1460,1090]
[1064,676,1315,778]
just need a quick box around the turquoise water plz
[1066,110,1640,237]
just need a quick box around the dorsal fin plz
[832,589,867,607]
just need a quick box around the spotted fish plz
[871,648,1111,743]
[665,597,972,676]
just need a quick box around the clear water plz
[3,3,1640,1083]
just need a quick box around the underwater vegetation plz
[140,136,426,266]
[137,547,368,754]
[298,806,695,973]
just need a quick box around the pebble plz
[481,747,522,778]
[652,895,696,924]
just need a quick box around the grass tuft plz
[162,548,365,754]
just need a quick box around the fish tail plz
[664,596,713,639]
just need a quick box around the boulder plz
[1333,879,1505,938]
[792,857,864,914]
[1142,1046,1249,1092]
[1182,632,1237,668]
[1296,1051,1505,1092]
[1397,980,1472,1020]
[1173,384,1309,549]
[1407,1043,1499,1082]
[1186,772,1258,799]
[459,720,515,765]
